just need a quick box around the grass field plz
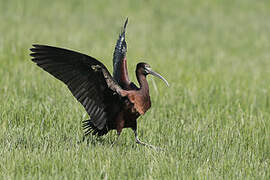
[0,0,269,179]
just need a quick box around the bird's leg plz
[133,129,160,150]
[111,112,125,147]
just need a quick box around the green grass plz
[0,0,269,179]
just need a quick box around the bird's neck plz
[136,72,149,93]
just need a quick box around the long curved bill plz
[147,68,169,87]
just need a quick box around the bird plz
[30,18,169,148]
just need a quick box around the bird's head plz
[136,62,169,86]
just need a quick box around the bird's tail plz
[82,119,108,136]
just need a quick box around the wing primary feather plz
[77,90,89,102]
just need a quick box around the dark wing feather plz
[30,44,123,136]
[113,18,132,89]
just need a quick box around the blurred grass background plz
[0,0,269,179]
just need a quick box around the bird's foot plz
[110,140,118,147]
[133,130,163,151]
[135,138,163,151]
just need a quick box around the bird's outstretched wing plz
[30,44,124,136]
[112,18,132,89]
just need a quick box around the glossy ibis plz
[30,18,169,148]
